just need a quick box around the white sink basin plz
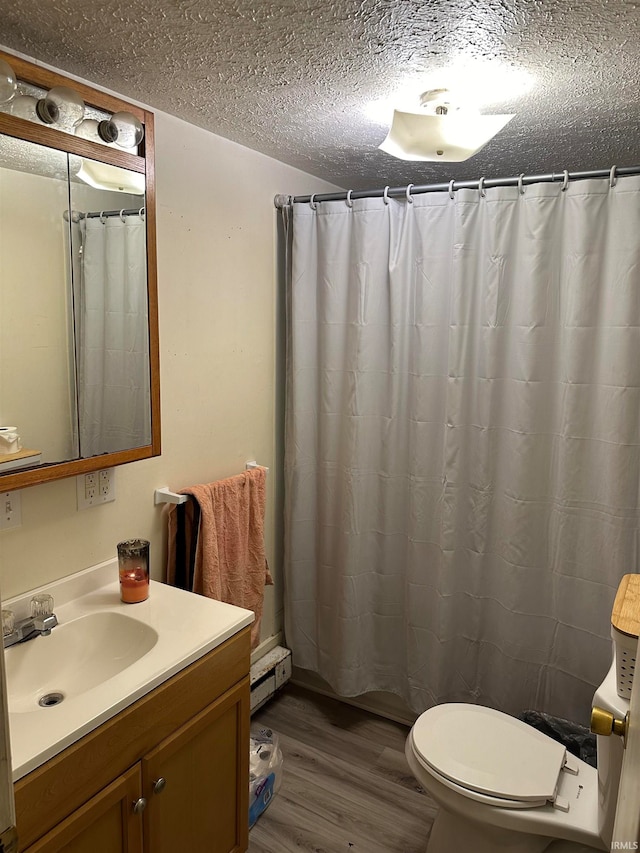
[4,558,254,781]
[5,611,159,714]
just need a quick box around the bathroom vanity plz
[3,562,254,853]
[15,631,250,852]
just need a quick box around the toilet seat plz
[411,704,579,811]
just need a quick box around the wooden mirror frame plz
[0,50,160,491]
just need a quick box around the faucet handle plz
[30,594,54,619]
[1,610,15,638]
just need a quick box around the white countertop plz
[4,559,254,781]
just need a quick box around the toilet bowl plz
[406,660,628,853]
[406,704,602,852]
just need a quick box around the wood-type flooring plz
[248,683,437,853]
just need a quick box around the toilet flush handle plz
[590,706,629,743]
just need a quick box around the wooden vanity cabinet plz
[142,681,245,853]
[16,627,251,853]
[22,766,143,853]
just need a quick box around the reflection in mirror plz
[68,156,150,457]
[0,134,150,470]
[0,136,74,469]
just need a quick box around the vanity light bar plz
[0,56,143,148]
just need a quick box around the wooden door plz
[611,634,640,847]
[142,678,249,853]
[23,765,143,853]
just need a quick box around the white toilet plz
[406,656,629,853]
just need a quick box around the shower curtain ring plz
[99,211,107,224]
[448,179,455,200]
[518,173,525,195]
[610,165,618,188]
[309,194,318,211]
[383,186,390,205]
[119,209,126,223]
[138,207,145,221]
[478,177,486,198]
[346,190,353,208]
[406,183,414,203]
[561,170,569,191]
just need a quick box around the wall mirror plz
[0,51,160,491]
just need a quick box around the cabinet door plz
[142,678,249,853]
[23,765,143,853]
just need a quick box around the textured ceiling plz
[1,0,639,191]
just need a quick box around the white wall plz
[0,102,339,650]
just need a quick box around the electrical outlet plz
[99,468,112,496]
[77,468,116,510]
[0,491,22,530]
[85,471,97,500]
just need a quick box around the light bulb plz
[111,112,144,149]
[7,95,40,122]
[98,120,119,143]
[74,118,117,146]
[0,58,17,104]
[36,86,85,129]
[74,118,99,140]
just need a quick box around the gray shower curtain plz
[283,176,640,724]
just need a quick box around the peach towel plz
[167,467,273,649]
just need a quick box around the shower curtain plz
[283,176,640,724]
[72,213,150,457]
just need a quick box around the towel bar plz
[246,460,269,474]
[157,465,267,506]
[154,487,189,506]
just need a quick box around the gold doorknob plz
[590,706,628,740]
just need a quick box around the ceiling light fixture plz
[378,88,514,162]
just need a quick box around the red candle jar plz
[117,539,150,603]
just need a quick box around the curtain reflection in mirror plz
[69,209,150,457]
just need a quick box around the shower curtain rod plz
[64,207,144,222]
[84,207,144,219]
[274,163,640,207]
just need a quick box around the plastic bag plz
[519,710,597,767]
[249,726,283,827]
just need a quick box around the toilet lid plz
[412,703,567,803]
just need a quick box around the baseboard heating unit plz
[250,646,292,713]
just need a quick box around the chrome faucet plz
[2,594,58,648]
